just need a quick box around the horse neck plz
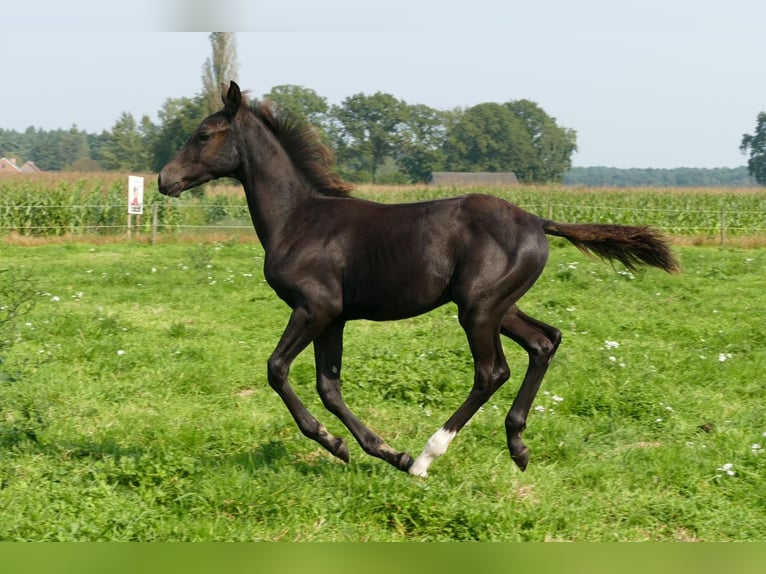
[237,118,314,251]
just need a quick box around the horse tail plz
[540,218,680,273]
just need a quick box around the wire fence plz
[1,201,764,246]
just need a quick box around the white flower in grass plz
[718,353,733,362]
[752,443,763,454]
[51,295,60,302]
[604,340,620,350]
[534,405,546,414]
[552,394,564,403]
[117,349,126,356]
[617,269,635,280]
[716,462,735,477]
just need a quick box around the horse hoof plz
[510,446,530,472]
[333,438,350,463]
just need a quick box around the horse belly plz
[342,260,451,321]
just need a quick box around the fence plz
[0,199,252,243]
[1,201,764,246]
[527,203,763,246]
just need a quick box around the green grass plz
[0,238,764,541]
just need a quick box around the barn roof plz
[0,157,43,174]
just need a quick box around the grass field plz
[1,233,764,541]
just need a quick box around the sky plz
[2,0,764,169]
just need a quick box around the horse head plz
[158,81,246,197]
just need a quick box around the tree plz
[262,85,329,128]
[740,111,766,185]
[21,126,90,171]
[0,128,28,163]
[396,103,449,182]
[443,103,538,181]
[150,96,207,172]
[58,125,92,170]
[100,112,152,171]
[505,100,577,182]
[330,92,409,183]
[201,33,240,116]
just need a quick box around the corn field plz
[1,174,764,241]
[0,174,249,237]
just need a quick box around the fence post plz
[127,213,132,239]
[151,203,159,245]
[720,208,726,247]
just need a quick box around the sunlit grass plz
[0,239,764,540]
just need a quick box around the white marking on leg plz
[408,427,456,477]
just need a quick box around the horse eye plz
[198,132,211,142]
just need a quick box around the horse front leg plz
[314,321,414,472]
[501,307,562,471]
[267,306,349,463]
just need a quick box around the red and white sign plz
[128,175,144,215]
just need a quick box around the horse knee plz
[267,354,289,390]
[316,376,344,413]
[474,360,510,393]
[494,361,511,386]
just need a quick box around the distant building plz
[0,157,42,174]
[428,171,518,186]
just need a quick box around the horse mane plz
[247,99,354,197]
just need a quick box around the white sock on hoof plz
[408,427,456,477]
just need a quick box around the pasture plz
[1,229,764,540]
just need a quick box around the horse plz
[159,81,679,477]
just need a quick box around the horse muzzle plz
[157,168,186,197]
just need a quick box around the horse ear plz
[222,81,242,114]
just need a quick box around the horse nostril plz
[157,173,168,194]
[158,171,176,196]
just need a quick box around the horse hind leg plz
[501,306,562,471]
[409,308,511,477]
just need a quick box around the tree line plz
[3,98,763,187]
[565,166,756,187]
[0,87,577,184]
